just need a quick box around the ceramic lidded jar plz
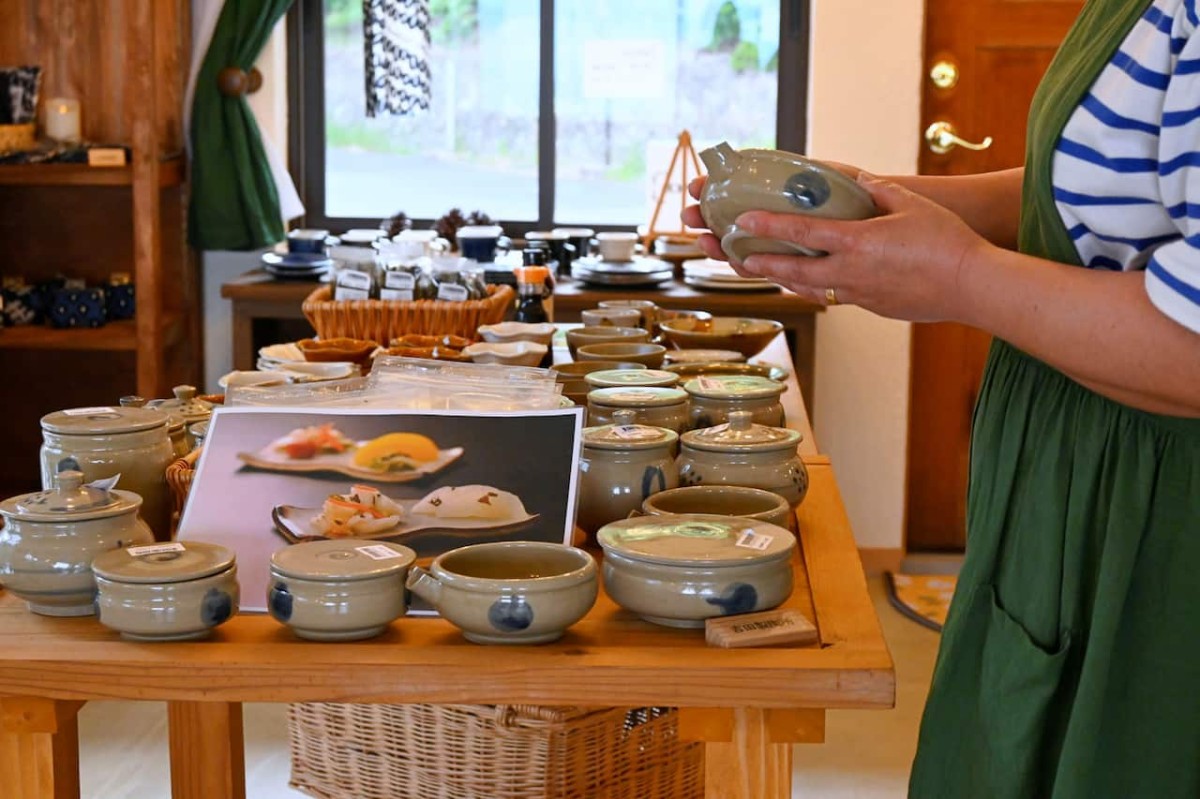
[596,513,796,628]
[577,410,680,538]
[698,141,878,262]
[268,539,416,641]
[0,470,155,616]
[93,541,239,641]
[677,411,808,508]
[40,406,176,541]
[586,386,689,433]
[584,368,680,390]
[146,385,214,452]
[683,374,785,430]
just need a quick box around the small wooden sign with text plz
[705,608,819,649]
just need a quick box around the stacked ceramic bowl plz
[682,258,780,292]
[262,251,334,281]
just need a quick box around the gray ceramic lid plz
[683,374,784,399]
[596,513,795,566]
[588,386,687,408]
[147,385,213,424]
[584,369,680,388]
[583,409,678,450]
[271,539,416,581]
[41,406,168,435]
[92,541,235,584]
[681,411,802,453]
[0,471,142,522]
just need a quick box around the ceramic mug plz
[594,231,641,262]
[456,225,511,263]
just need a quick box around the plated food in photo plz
[273,483,536,543]
[237,426,463,482]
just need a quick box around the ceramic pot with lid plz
[578,410,680,538]
[683,374,785,429]
[677,411,808,508]
[586,386,689,433]
[93,541,239,641]
[584,368,680,390]
[146,385,214,452]
[40,406,176,541]
[596,513,796,628]
[0,470,155,616]
[268,539,416,641]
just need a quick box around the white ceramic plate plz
[683,276,781,293]
[237,443,464,483]
[272,503,539,544]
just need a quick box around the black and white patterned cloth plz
[363,0,432,117]
[0,65,42,125]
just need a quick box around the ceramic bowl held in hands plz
[699,142,878,262]
[407,541,598,645]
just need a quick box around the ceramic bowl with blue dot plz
[596,513,795,628]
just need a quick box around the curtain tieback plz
[217,66,263,97]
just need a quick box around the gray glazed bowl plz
[95,566,240,641]
[641,485,792,530]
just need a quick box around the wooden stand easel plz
[644,130,704,250]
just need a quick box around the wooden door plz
[905,0,1083,551]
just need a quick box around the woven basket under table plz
[302,284,514,343]
[287,703,703,799]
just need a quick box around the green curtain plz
[189,0,294,251]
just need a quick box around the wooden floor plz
[74,578,940,799]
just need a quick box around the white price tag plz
[127,542,186,557]
[62,406,116,416]
[436,283,470,302]
[697,377,724,392]
[612,424,655,440]
[735,529,773,551]
[335,269,372,290]
[334,286,370,301]
[380,288,414,301]
[355,544,403,560]
[383,271,416,290]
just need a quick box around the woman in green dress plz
[684,0,1199,795]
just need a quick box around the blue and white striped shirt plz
[1053,0,1200,333]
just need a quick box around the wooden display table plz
[220,271,822,408]
[0,337,890,799]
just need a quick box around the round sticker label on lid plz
[612,425,658,441]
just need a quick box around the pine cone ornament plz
[465,210,493,226]
[381,210,412,238]
[435,208,468,243]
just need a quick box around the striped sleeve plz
[1148,7,1200,333]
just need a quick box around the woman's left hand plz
[734,173,991,323]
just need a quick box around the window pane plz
[553,1,780,226]
[323,0,540,221]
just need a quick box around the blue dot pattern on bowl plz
[269,582,293,622]
[705,582,758,615]
[488,596,534,631]
[783,169,831,211]
[201,588,233,626]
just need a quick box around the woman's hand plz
[733,173,991,323]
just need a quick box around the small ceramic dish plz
[477,321,557,346]
[596,513,796,628]
[576,342,667,368]
[219,370,290,390]
[407,541,598,644]
[565,326,650,359]
[463,340,549,367]
[698,141,879,261]
[93,541,239,641]
[268,539,416,641]
[664,361,788,382]
[659,316,783,359]
[580,308,642,328]
[640,485,791,530]
[596,300,659,332]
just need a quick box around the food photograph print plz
[178,406,583,612]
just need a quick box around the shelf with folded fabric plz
[0,155,184,187]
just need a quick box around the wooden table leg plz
[0,697,84,799]
[167,701,245,799]
[231,306,254,372]
[680,707,824,799]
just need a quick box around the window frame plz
[287,0,810,235]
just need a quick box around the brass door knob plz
[924,121,993,155]
[929,60,959,90]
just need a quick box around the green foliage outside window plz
[730,40,760,74]
[708,1,741,52]
[430,0,479,43]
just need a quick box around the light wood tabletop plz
[0,340,890,799]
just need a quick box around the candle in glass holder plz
[44,98,81,142]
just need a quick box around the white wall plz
[808,0,925,550]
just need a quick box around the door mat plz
[884,572,957,632]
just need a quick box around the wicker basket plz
[287,703,703,799]
[302,284,515,343]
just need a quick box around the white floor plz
[77,578,942,799]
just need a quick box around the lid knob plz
[119,395,147,408]
[172,385,198,401]
[613,409,637,427]
[728,410,754,431]
[54,470,84,492]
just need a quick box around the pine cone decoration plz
[465,210,493,226]
[381,210,412,238]
[435,208,467,242]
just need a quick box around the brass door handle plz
[924,121,993,155]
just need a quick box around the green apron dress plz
[908,1,1200,796]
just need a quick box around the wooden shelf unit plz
[0,0,199,499]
